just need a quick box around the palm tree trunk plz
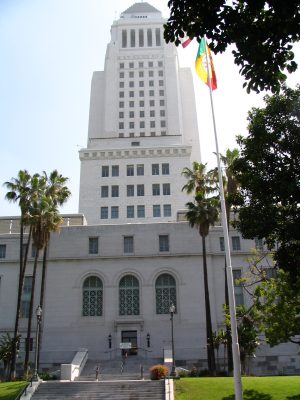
[37,243,48,370]
[202,235,216,376]
[24,248,39,376]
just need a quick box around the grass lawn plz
[0,381,27,400]
[175,376,300,400]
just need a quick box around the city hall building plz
[0,3,299,376]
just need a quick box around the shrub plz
[149,364,169,380]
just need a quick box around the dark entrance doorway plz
[121,330,138,355]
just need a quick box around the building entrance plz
[121,330,138,355]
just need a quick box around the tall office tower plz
[79,2,200,225]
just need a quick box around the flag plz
[180,33,192,48]
[195,38,217,90]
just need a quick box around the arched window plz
[155,273,176,314]
[82,276,103,316]
[119,275,140,315]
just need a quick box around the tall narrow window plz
[219,237,225,251]
[137,164,144,175]
[159,235,169,252]
[137,184,144,196]
[255,237,264,251]
[153,205,161,217]
[102,166,109,177]
[112,165,119,177]
[122,30,127,48]
[124,236,134,254]
[137,205,145,218]
[111,185,119,197]
[127,185,134,197]
[152,184,160,196]
[152,164,159,175]
[147,28,152,46]
[163,204,171,217]
[162,163,169,175]
[233,270,244,306]
[127,206,134,218]
[127,165,134,176]
[232,236,241,251]
[119,275,139,315]
[130,29,136,47]
[101,207,108,219]
[139,29,144,47]
[82,276,103,316]
[0,244,6,258]
[20,276,33,318]
[111,206,119,219]
[155,28,161,46]
[89,237,98,254]
[156,273,176,314]
[163,183,170,195]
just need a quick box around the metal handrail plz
[14,378,32,400]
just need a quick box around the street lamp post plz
[32,305,42,381]
[169,303,176,377]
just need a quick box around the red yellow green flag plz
[195,38,217,90]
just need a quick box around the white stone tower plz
[79,2,200,225]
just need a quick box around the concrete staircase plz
[32,380,165,399]
[78,357,163,381]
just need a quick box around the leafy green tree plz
[254,270,300,346]
[164,0,299,93]
[232,86,300,281]
[183,163,219,375]
[0,334,20,380]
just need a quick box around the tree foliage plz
[164,0,300,93]
[232,86,300,279]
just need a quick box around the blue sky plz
[0,0,299,216]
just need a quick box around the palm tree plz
[182,163,219,376]
[4,170,32,379]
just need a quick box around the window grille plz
[82,276,103,316]
[119,275,139,315]
[156,274,176,314]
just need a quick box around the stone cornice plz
[79,146,192,160]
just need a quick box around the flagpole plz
[203,35,243,400]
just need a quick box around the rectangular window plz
[162,163,170,175]
[127,165,134,176]
[150,120,155,128]
[159,235,169,252]
[233,270,244,306]
[140,132,145,137]
[149,80,154,87]
[149,90,154,97]
[152,184,160,196]
[219,237,225,251]
[119,111,124,118]
[100,207,108,219]
[130,29,135,47]
[149,61,153,67]
[122,30,127,48]
[149,100,155,106]
[137,164,144,176]
[232,236,241,251]
[119,81,124,88]
[152,164,159,175]
[140,111,145,117]
[137,184,144,196]
[160,110,165,117]
[163,204,171,217]
[160,99,165,106]
[129,101,134,107]
[129,71,134,78]
[119,101,124,108]
[139,81,144,87]
[139,61,144,68]
[25,338,33,352]
[101,186,109,198]
[129,62,134,68]
[129,111,134,118]
[129,81,134,87]
[158,61,163,67]
[163,183,170,195]
[159,90,164,96]
[111,206,119,219]
[102,166,109,177]
[159,80,164,86]
[111,185,119,197]
[127,185,134,197]
[150,110,155,117]
[0,244,6,258]
[255,237,264,251]
[148,70,154,77]
[127,206,134,218]
[129,91,134,97]
[158,70,164,77]
[124,236,134,254]
[20,276,32,318]
[89,237,98,254]
[137,205,145,218]
[112,165,119,177]
[120,63,124,69]
[147,28,152,46]
[120,72,124,78]
[153,205,161,217]
[140,121,145,128]
[139,71,144,78]
[119,122,124,129]
[119,91,124,98]
[160,120,166,128]
[155,28,161,46]
[31,244,37,258]
[139,29,144,47]
[139,100,144,107]
[129,122,134,129]
[139,90,144,97]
